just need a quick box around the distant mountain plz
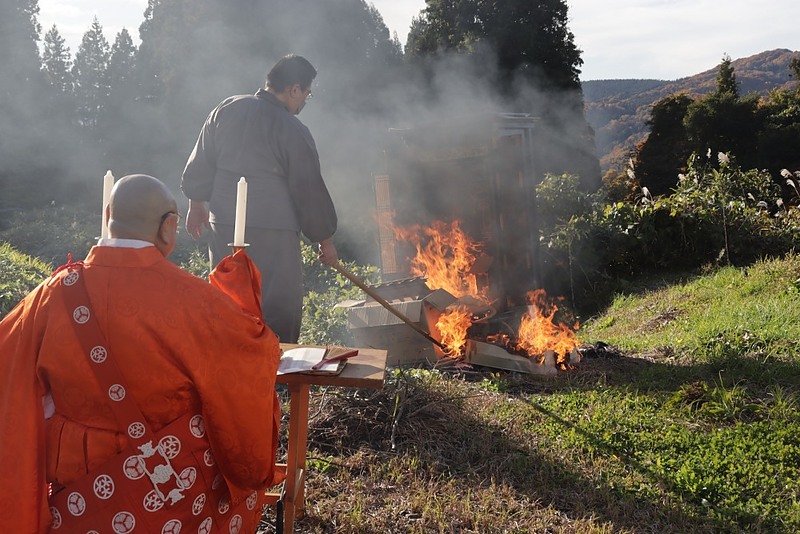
[583,49,800,172]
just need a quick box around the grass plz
[265,254,800,533]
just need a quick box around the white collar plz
[96,238,155,249]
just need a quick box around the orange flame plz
[394,220,487,300]
[435,306,472,357]
[515,289,578,362]
[395,220,580,366]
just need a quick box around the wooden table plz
[274,344,388,532]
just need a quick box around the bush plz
[299,241,380,345]
[0,205,97,266]
[535,153,800,311]
[0,242,52,318]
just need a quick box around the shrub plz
[299,241,380,345]
[535,154,800,311]
[0,242,52,318]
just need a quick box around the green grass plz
[272,255,800,533]
[581,254,800,361]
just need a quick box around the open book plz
[277,346,357,375]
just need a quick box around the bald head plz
[107,174,179,256]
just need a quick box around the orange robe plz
[0,245,283,533]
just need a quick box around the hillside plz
[583,49,800,171]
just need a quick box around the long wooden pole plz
[331,262,447,351]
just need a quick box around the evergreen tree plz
[406,0,582,93]
[405,0,599,188]
[40,23,79,162]
[0,0,55,208]
[72,17,111,131]
[103,28,140,172]
[683,59,761,169]
[41,25,73,94]
[715,54,739,97]
[635,93,693,195]
[109,29,137,93]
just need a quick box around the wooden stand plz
[270,344,388,532]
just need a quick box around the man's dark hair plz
[266,54,317,92]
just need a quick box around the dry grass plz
[261,364,734,534]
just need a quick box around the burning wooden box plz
[342,114,581,372]
[341,278,454,366]
[376,113,544,311]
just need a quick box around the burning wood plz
[435,306,472,357]
[393,219,581,373]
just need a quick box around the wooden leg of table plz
[284,383,310,532]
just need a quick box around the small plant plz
[764,384,799,421]
[698,374,760,423]
[480,373,509,393]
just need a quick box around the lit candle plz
[233,177,248,246]
[101,170,114,239]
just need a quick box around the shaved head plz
[108,174,179,256]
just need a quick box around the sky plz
[38,0,800,81]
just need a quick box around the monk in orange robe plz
[0,174,283,533]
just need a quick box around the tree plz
[109,28,137,95]
[0,0,56,208]
[635,93,694,195]
[683,92,761,168]
[41,25,73,94]
[636,58,762,194]
[72,17,111,132]
[407,0,583,94]
[405,0,598,188]
[101,28,140,171]
[716,54,738,97]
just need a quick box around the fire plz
[435,305,472,357]
[515,289,579,364]
[394,220,487,301]
[395,219,580,368]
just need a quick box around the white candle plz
[101,170,114,239]
[233,177,248,246]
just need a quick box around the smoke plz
[3,0,599,268]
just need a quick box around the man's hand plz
[186,200,210,240]
[317,238,339,266]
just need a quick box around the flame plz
[435,305,472,356]
[515,289,578,363]
[395,220,580,368]
[394,220,487,300]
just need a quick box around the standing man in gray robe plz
[181,54,338,343]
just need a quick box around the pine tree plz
[42,25,73,94]
[0,0,54,208]
[716,54,739,97]
[108,28,137,101]
[102,28,140,172]
[72,17,111,131]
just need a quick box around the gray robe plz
[181,89,337,342]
